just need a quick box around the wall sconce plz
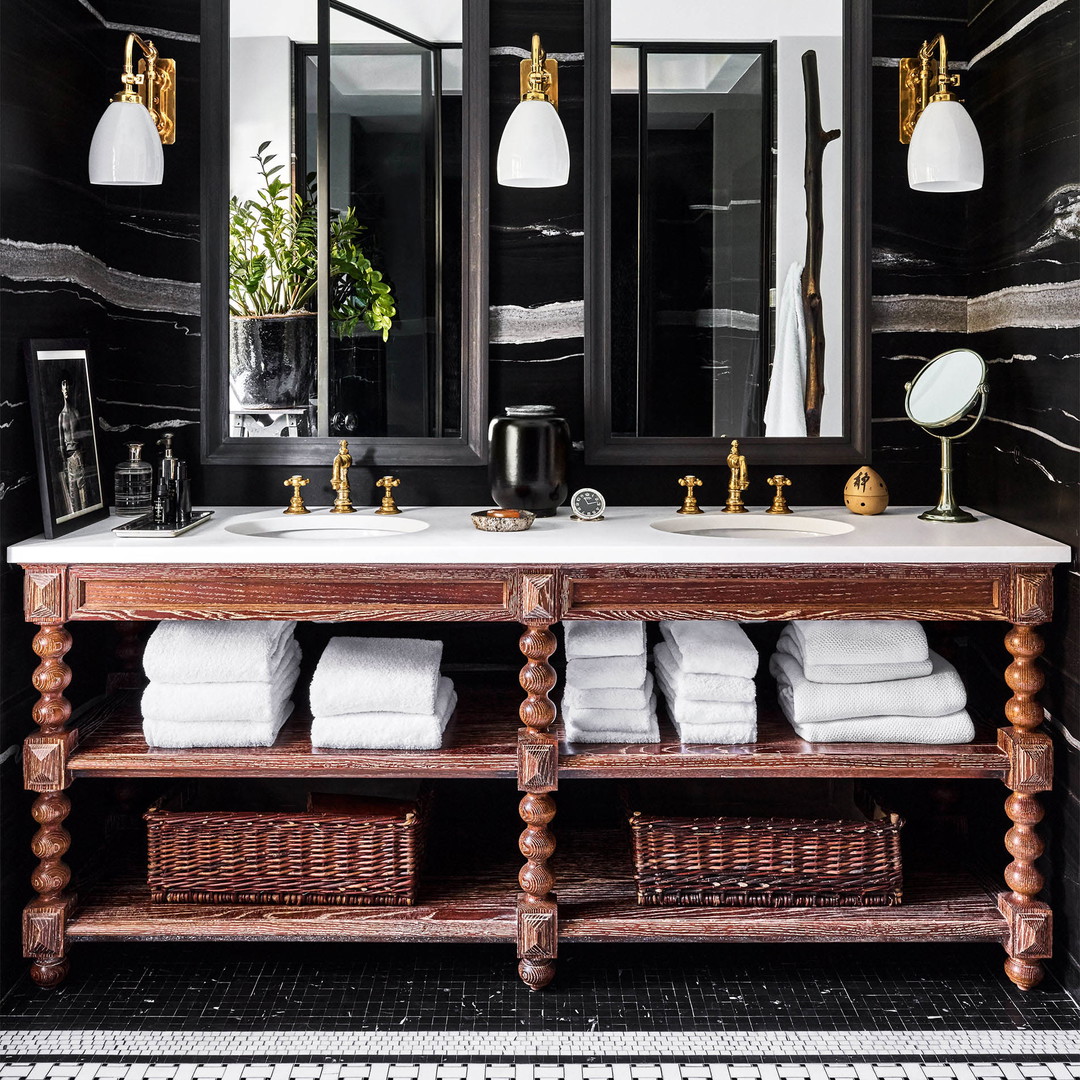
[899,34,983,192]
[496,34,570,188]
[89,33,176,186]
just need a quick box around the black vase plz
[488,405,570,517]
[229,314,317,409]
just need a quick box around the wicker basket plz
[145,789,427,906]
[627,789,903,908]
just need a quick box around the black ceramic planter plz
[488,405,570,517]
[229,313,317,409]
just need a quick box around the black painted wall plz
[0,0,1076,993]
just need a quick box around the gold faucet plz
[676,475,704,515]
[375,475,401,515]
[765,474,793,515]
[723,440,749,513]
[330,439,356,514]
[283,475,311,515]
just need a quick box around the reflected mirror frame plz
[583,0,871,465]
[200,0,489,466]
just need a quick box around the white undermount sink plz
[650,513,855,541]
[224,512,430,541]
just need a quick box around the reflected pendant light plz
[497,34,570,188]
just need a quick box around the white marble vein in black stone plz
[489,300,583,344]
[968,0,1070,67]
[76,0,199,41]
[493,220,585,239]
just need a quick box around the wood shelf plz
[68,688,1008,781]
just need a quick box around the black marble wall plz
[0,0,1076,992]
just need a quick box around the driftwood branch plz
[800,50,841,437]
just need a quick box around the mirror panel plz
[585,0,870,464]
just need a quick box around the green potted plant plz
[228,142,396,410]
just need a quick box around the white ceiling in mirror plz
[612,0,841,39]
[231,1,461,43]
[333,0,462,41]
[612,52,760,94]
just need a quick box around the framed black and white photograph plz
[24,339,108,538]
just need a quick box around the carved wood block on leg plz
[23,730,78,792]
[518,729,558,793]
[23,896,75,988]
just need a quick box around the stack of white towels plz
[141,621,300,747]
[308,637,457,749]
[561,621,658,743]
[769,620,975,743]
[653,620,759,743]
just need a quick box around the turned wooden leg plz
[998,624,1053,991]
[23,624,77,988]
[516,624,558,990]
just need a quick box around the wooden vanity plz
[12,506,1069,992]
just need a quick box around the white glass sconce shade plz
[89,100,164,185]
[497,99,570,188]
[907,99,983,192]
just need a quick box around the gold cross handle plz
[676,475,704,515]
[375,475,402,515]
[766,474,793,515]
[283,475,311,515]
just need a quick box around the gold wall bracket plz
[519,34,558,110]
[114,34,176,144]
[899,34,960,144]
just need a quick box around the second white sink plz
[651,513,855,541]
[225,512,429,541]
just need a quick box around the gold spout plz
[375,475,402,515]
[283,475,311,515]
[723,440,749,514]
[329,439,356,514]
[765,474,793,515]
[676,475,704,515]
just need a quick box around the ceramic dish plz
[471,509,536,532]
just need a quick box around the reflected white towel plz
[310,678,457,750]
[143,702,293,748]
[788,620,929,668]
[770,649,966,725]
[776,626,933,684]
[763,260,807,438]
[786,710,975,744]
[654,661,757,734]
[659,621,758,678]
[563,620,646,659]
[563,673,654,711]
[310,637,443,716]
[141,644,301,725]
[143,620,297,684]
[653,642,755,703]
[562,681,657,732]
[563,710,660,745]
[565,653,648,690]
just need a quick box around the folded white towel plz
[654,662,757,731]
[770,649,966,725]
[563,621,646,659]
[787,620,929,669]
[776,626,934,684]
[310,677,457,749]
[659,621,758,678]
[562,678,653,711]
[143,702,293,748]
[763,259,808,438]
[785,710,975,744]
[562,681,657,732]
[565,653,648,690]
[142,620,297,684]
[653,642,756,703]
[671,715,758,744]
[141,644,302,725]
[563,709,660,745]
[309,637,443,717]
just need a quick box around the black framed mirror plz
[584,0,870,465]
[202,0,489,465]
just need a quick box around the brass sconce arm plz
[520,33,559,109]
[111,32,176,144]
[899,33,962,144]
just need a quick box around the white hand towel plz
[776,626,934,684]
[563,620,646,659]
[770,649,967,725]
[763,259,808,438]
[562,678,653,711]
[654,662,757,729]
[143,702,293,748]
[142,620,297,684]
[653,642,756,703]
[562,681,657,732]
[788,620,929,668]
[565,653,648,690]
[141,645,301,725]
[309,636,443,717]
[785,710,975,744]
[671,715,757,745]
[310,678,457,750]
[563,708,660,745]
[659,621,758,678]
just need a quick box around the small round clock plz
[569,487,606,521]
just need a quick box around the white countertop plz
[7,505,1072,566]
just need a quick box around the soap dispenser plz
[152,432,191,527]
